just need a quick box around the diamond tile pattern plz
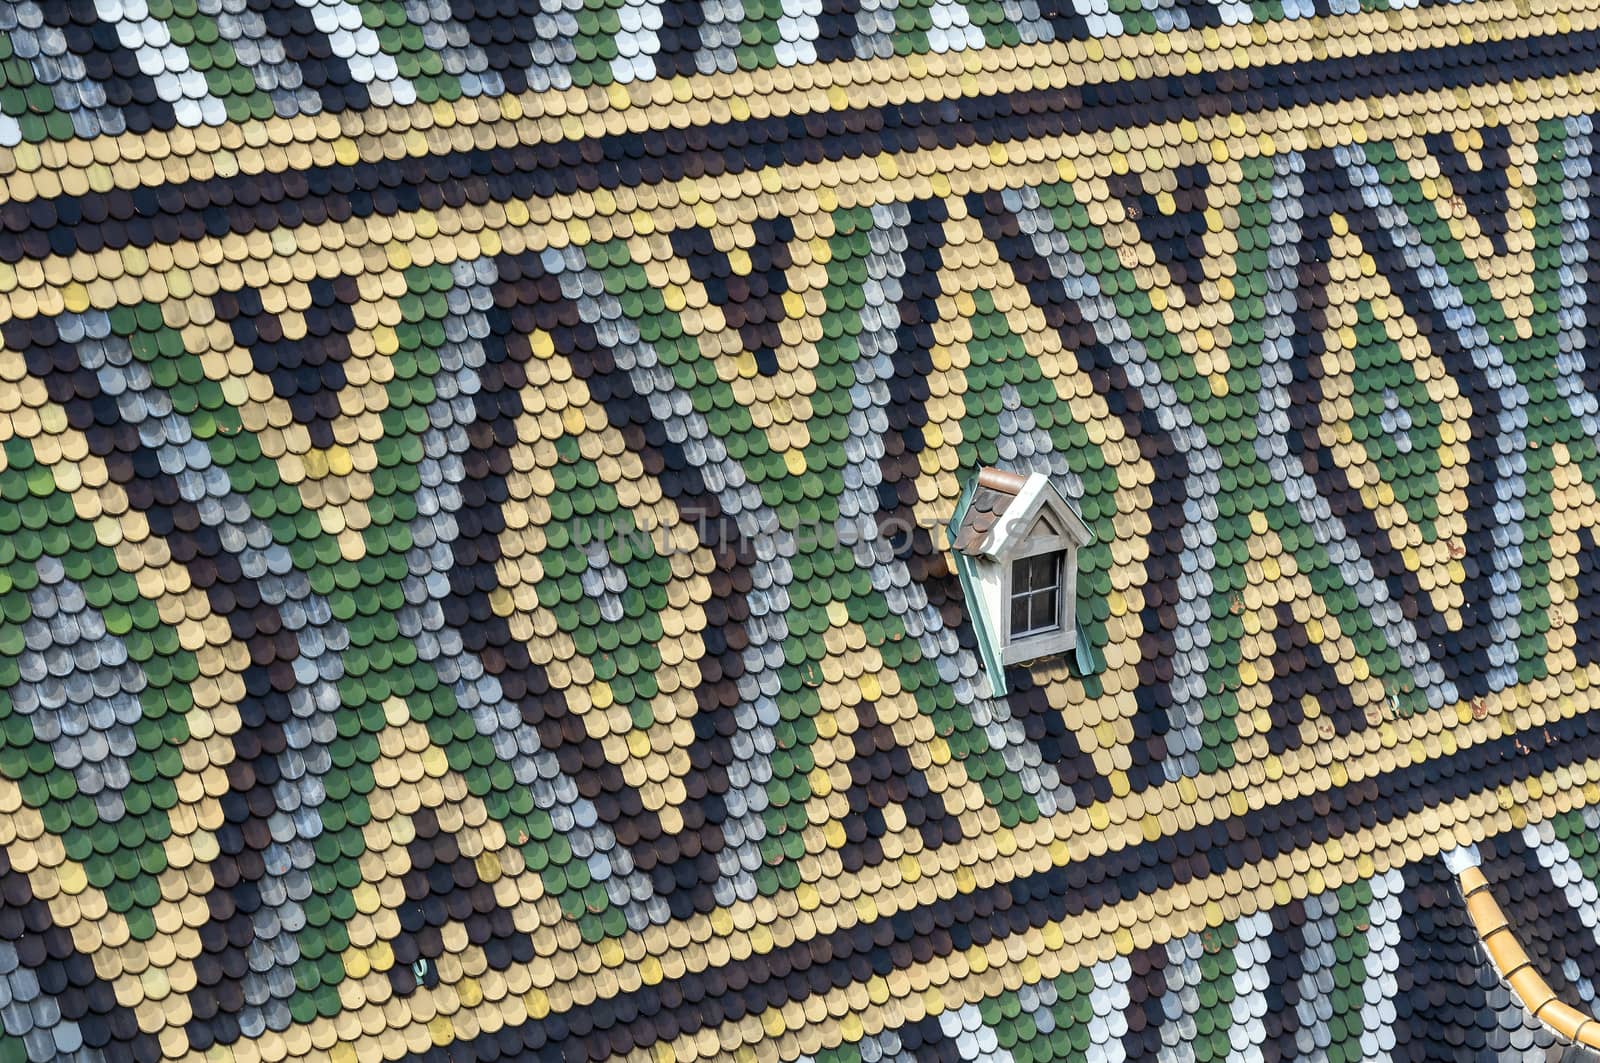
[2,3,1600,1063]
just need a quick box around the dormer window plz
[949,468,1092,695]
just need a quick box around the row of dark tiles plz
[0,0,1466,134]
[371,707,1598,1063]
[0,34,1593,263]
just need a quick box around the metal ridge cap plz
[1453,862,1600,1050]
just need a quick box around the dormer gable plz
[959,467,1092,561]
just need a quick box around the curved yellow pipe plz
[1456,865,1600,1048]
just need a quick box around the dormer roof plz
[951,468,1092,560]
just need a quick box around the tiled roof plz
[3,3,1600,1063]
[951,468,1026,555]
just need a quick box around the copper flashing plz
[1456,863,1600,1049]
[976,467,1028,495]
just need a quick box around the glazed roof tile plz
[950,468,1025,554]
[0,2,1597,1063]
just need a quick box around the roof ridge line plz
[1454,861,1600,1050]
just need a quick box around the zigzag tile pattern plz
[4,3,1600,1063]
[0,0,1545,139]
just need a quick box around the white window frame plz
[1007,549,1064,639]
[999,531,1079,666]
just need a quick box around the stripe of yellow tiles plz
[772,216,831,439]
[797,607,994,858]
[1409,126,1542,323]
[159,293,382,561]
[599,756,1600,1063]
[1232,524,1388,754]
[908,247,973,537]
[1064,161,1237,342]
[222,261,468,550]
[1314,217,1473,627]
[10,73,1600,335]
[0,0,1590,208]
[1067,154,1245,392]
[799,616,881,859]
[0,357,251,1050]
[496,334,715,828]
[1489,124,1545,334]
[1061,167,1196,336]
[491,331,992,867]
[1157,159,1244,391]
[620,228,820,470]
[280,270,408,500]
[639,227,822,467]
[1545,442,1600,680]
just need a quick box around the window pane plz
[1039,553,1060,590]
[1011,552,1064,637]
[1011,592,1031,635]
[1017,553,1056,593]
[1032,585,1059,634]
